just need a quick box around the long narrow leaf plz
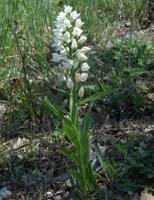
[128,68,147,77]
[86,163,97,189]
[62,148,80,169]
[78,89,112,105]
[63,117,81,151]
[94,142,105,171]
[69,170,85,190]
[45,96,66,119]
[81,105,92,166]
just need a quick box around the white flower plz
[78,86,84,97]
[64,5,72,14]
[57,73,66,81]
[70,10,80,20]
[71,38,78,49]
[80,73,88,82]
[52,53,61,62]
[76,52,88,61]
[60,48,68,56]
[81,63,90,71]
[56,12,66,22]
[78,46,91,53]
[75,19,84,27]
[63,18,71,29]
[75,73,80,82]
[73,61,79,69]
[72,27,83,37]
[62,59,73,69]
[67,78,74,89]
[78,35,87,43]
[63,31,71,43]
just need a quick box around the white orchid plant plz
[46,5,99,195]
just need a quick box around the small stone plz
[46,191,53,198]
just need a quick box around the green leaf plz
[78,89,111,105]
[62,148,80,169]
[111,69,121,86]
[138,83,149,92]
[63,117,81,151]
[81,105,92,166]
[86,162,97,189]
[69,170,85,190]
[128,68,147,77]
[70,164,97,192]
[53,87,69,96]
[84,84,98,92]
[44,96,66,119]
[94,142,105,171]
[97,80,105,90]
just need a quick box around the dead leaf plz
[146,93,154,101]
[140,189,154,200]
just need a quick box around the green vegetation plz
[0,0,154,199]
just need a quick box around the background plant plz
[89,36,154,119]
[94,134,154,200]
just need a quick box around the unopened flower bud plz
[75,19,84,27]
[66,78,74,89]
[75,73,80,82]
[78,46,91,53]
[78,35,87,43]
[76,52,88,62]
[63,31,71,43]
[73,61,79,69]
[80,73,88,82]
[81,63,90,71]
[71,38,78,49]
[78,86,84,97]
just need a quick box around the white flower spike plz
[52,5,91,97]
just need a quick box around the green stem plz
[69,75,87,189]
[69,75,78,126]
